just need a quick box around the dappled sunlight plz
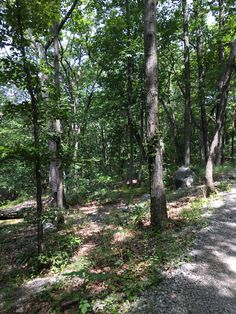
[128,185,236,313]
[2,180,236,313]
[112,228,135,244]
[76,242,97,256]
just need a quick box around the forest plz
[0,0,236,313]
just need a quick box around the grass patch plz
[213,161,236,177]
[217,180,233,192]
[181,197,208,222]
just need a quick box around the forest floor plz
[128,185,236,313]
[0,169,236,313]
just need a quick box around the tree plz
[193,0,208,162]
[205,40,236,195]
[182,0,191,166]
[15,0,44,253]
[144,0,168,228]
[49,19,64,209]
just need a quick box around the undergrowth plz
[28,194,215,313]
[1,162,235,313]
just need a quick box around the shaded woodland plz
[0,0,236,312]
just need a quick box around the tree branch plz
[44,0,79,51]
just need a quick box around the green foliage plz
[132,202,149,224]
[12,231,82,276]
[79,299,91,314]
[181,198,208,223]
[37,233,81,272]
[218,181,233,192]
[213,162,236,178]
[41,206,65,224]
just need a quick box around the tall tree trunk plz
[138,104,144,182]
[16,0,43,254]
[215,0,225,165]
[205,40,236,195]
[144,0,168,229]
[182,0,191,166]
[218,0,225,62]
[60,59,81,190]
[125,0,134,184]
[194,0,208,162]
[51,22,64,209]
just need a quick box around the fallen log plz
[0,200,37,220]
[0,197,58,220]
[0,207,31,220]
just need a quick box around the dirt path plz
[128,186,236,313]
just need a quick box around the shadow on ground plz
[128,188,236,314]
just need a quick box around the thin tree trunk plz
[37,46,59,203]
[160,98,180,164]
[138,63,146,183]
[182,0,191,166]
[215,0,225,165]
[60,57,81,189]
[144,0,168,229]
[218,0,225,62]
[231,109,236,160]
[125,0,134,185]
[101,125,107,172]
[16,0,43,254]
[205,40,236,195]
[52,22,64,209]
[194,0,208,162]
[138,105,144,182]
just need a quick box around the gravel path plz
[128,186,236,314]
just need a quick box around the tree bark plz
[182,0,191,166]
[205,40,236,195]
[144,0,168,229]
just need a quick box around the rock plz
[175,166,196,189]
[140,194,150,202]
[43,222,57,232]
